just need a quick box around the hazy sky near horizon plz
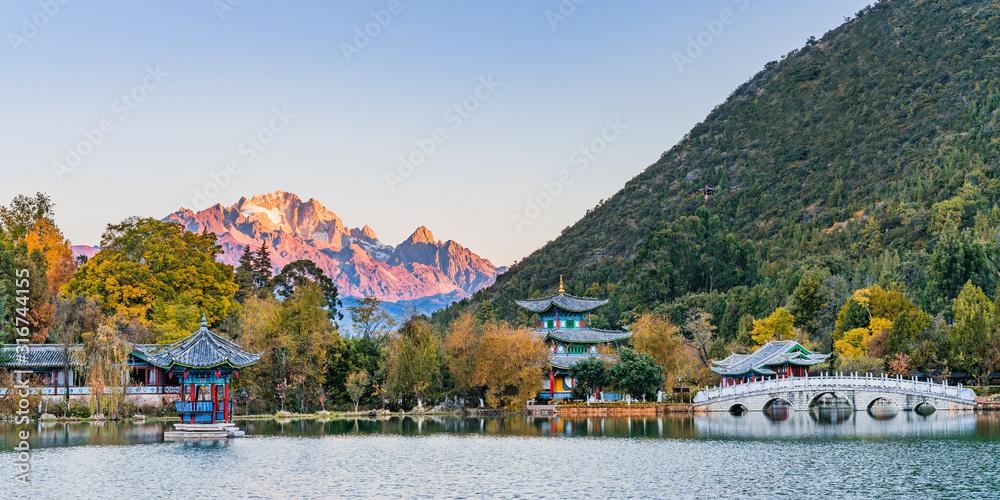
[0,0,874,266]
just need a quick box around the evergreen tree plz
[234,245,256,304]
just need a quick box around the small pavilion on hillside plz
[132,316,261,423]
[712,340,830,386]
[515,277,631,400]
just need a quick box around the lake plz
[3,410,999,499]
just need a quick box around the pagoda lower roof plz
[550,353,609,370]
[712,340,830,377]
[515,293,608,313]
[540,328,631,344]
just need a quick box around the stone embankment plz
[554,403,692,417]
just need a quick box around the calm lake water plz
[3,410,1000,499]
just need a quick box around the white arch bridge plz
[693,373,978,412]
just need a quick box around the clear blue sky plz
[0,0,874,266]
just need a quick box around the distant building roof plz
[712,340,830,376]
[0,344,82,368]
[515,293,609,313]
[543,328,631,344]
[132,326,261,370]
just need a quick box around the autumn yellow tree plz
[629,312,685,383]
[449,318,549,410]
[750,307,795,346]
[444,311,480,393]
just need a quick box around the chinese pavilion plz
[712,340,830,386]
[515,277,631,400]
[0,316,260,424]
[132,316,261,423]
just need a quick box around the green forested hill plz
[436,0,1000,346]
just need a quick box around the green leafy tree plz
[345,370,369,412]
[272,259,342,321]
[383,316,442,407]
[348,296,396,343]
[64,217,237,342]
[949,280,995,385]
[609,347,663,400]
[569,356,610,400]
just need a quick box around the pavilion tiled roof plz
[550,354,603,370]
[543,328,631,344]
[131,325,262,370]
[515,293,609,313]
[0,344,82,368]
[711,340,830,376]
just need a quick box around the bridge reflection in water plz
[697,406,978,439]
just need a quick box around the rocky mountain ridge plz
[163,191,500,303]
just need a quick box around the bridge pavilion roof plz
[712,340,829,377]
[130,319,262,371]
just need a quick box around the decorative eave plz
[515,293,609,313]
[132,323,262,371]
[550,354,609,370]
[544,328,631,344]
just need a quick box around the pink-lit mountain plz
[162,191,501,303]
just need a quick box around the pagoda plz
[132,316,261,424]
[515,277,630,400]
[712,340,830,386]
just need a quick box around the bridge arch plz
[808,392,850,409]
[728,404,748,415]
[763,397,793,411]
[915,401,936,415]
[866,396,899,411]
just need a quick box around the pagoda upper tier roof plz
[515,293,609,313]
[540,328,631,344]
[711,340,830,376]
[131,325,262,370]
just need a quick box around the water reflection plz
[812,406,853,424]
[0,410,990,449]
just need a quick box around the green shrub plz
[69,405,91,418]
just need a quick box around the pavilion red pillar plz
[224,383,230,422]
[549,371,555,399]
[190,384,197,423]
[211,384,217,423]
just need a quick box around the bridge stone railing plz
[693,373,977,405]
